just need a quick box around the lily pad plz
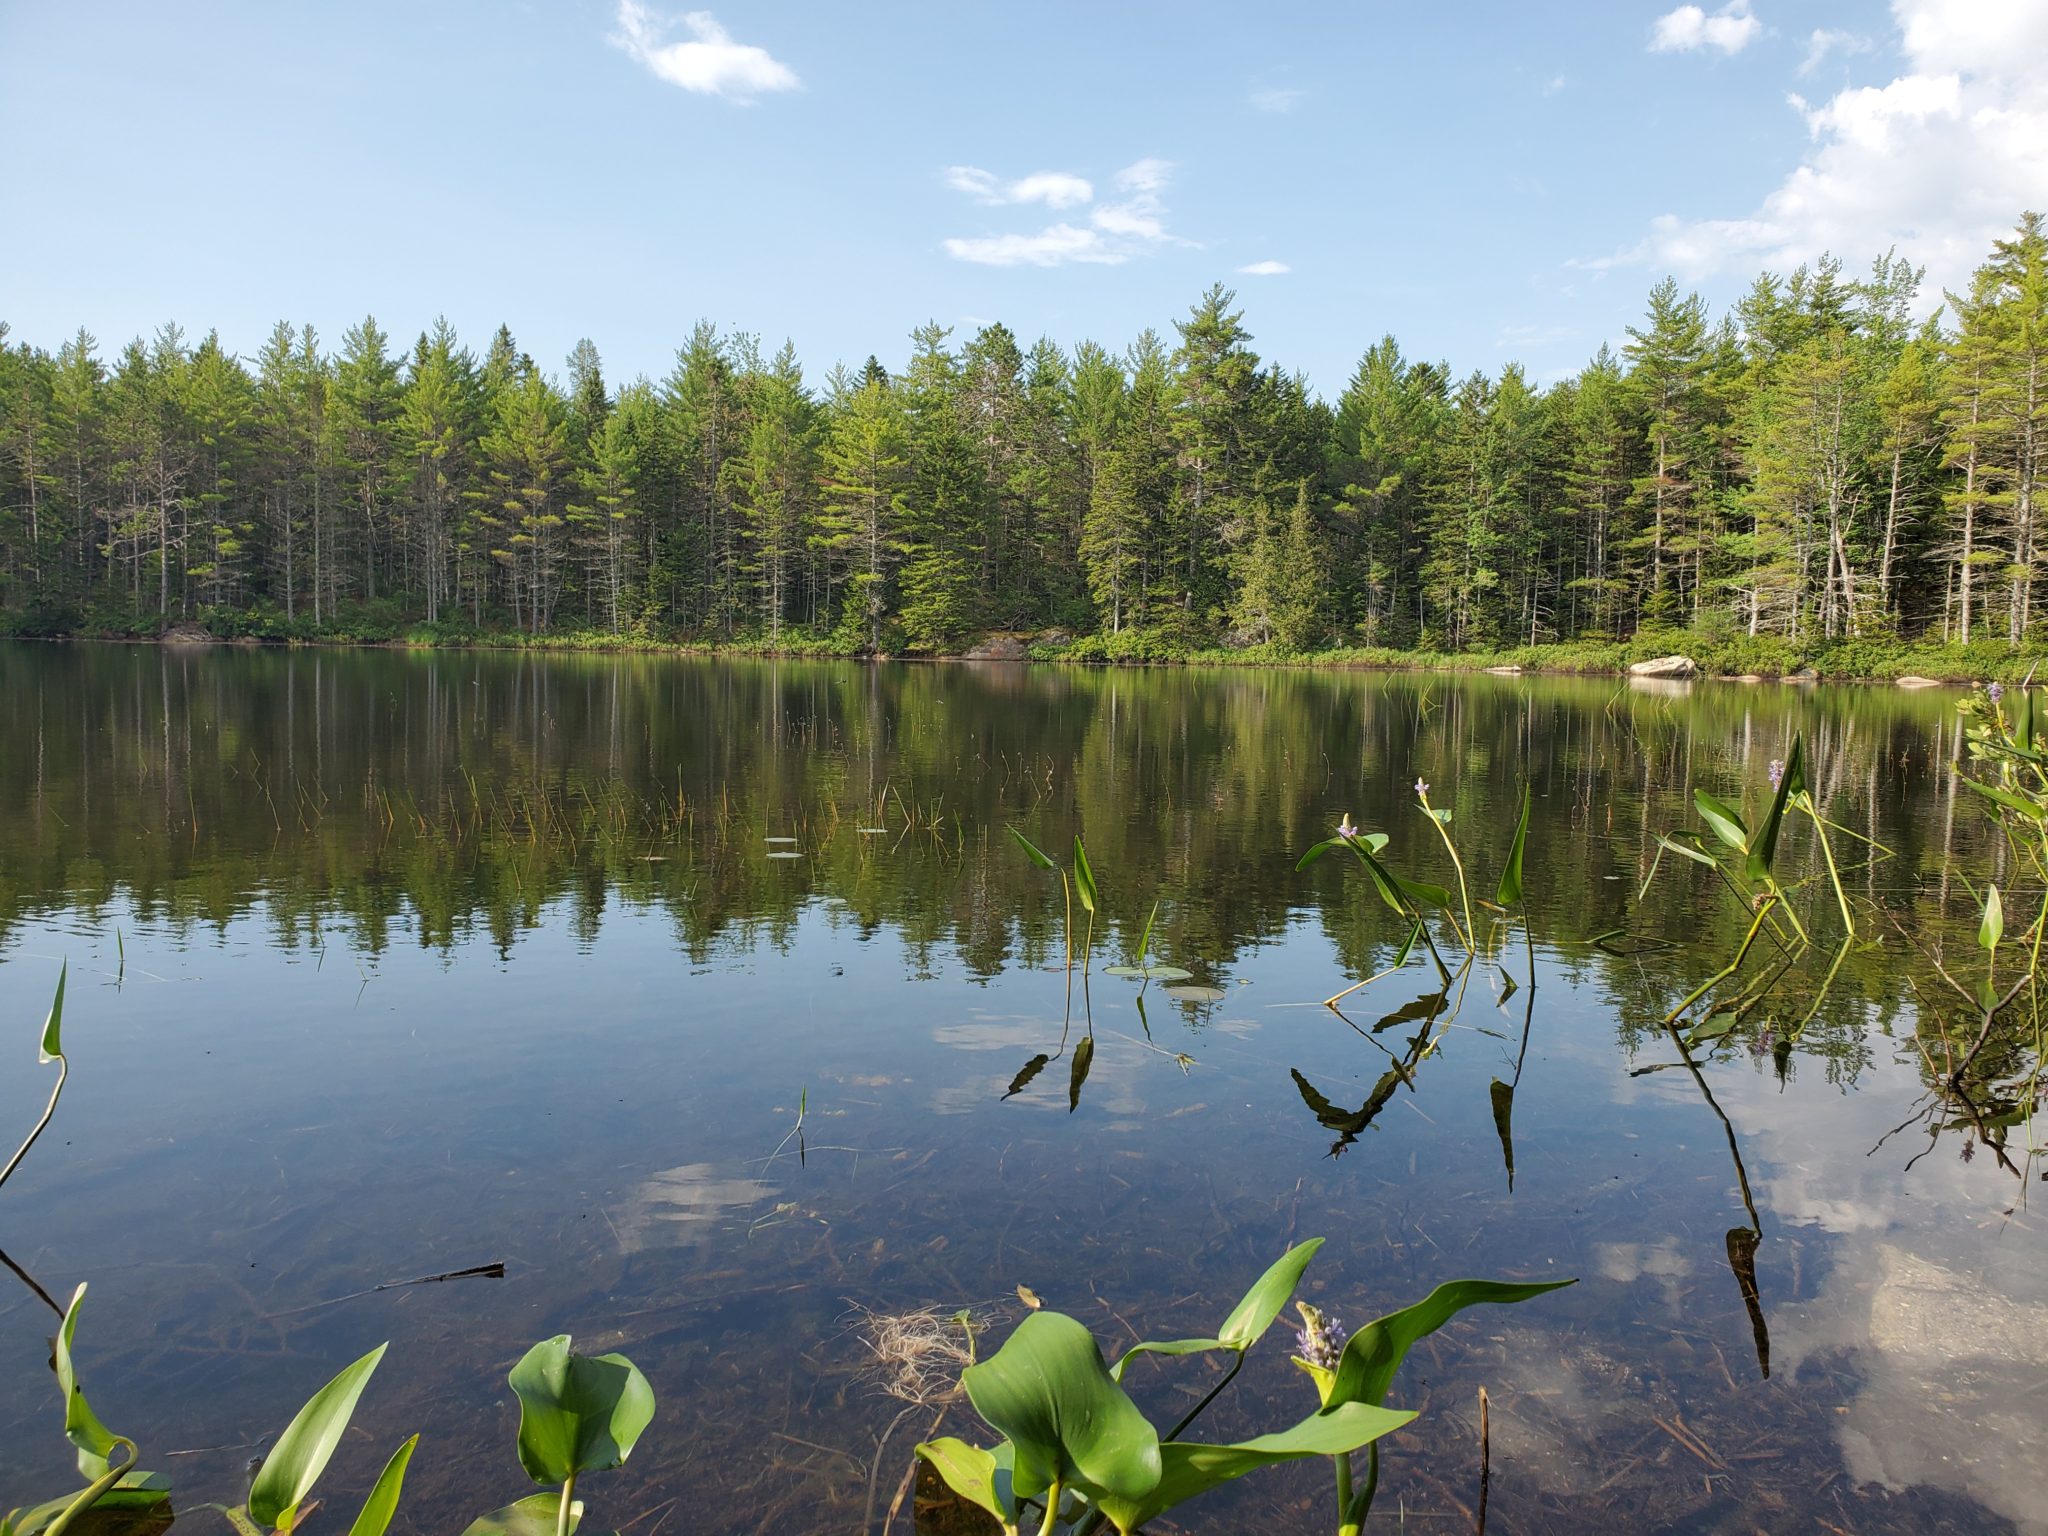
[1164,984,1227,1003]
[765,851,805,860]
[1102,964,1194,982]
[763,836,799,844]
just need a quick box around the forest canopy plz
[1,213,2043,658]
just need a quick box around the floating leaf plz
[912,1439,1017,1530]
[960,1312,1161,1504]
[1326,1279,1575,1412]
[248,1344,388,1530]
[1072,838,1098,914]
[509,1336,656,1486]
[345,1437,417,1536]
[1101,964,1193,982]
[1163,985,1226,1003]
[1496,786,1532,907]
[459,1494,581,1536]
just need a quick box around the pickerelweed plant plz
[1296,780,1534,1006]
[1640,734,1890,1050]
[915,1240,1571,1536]
[5,1284,655,1536]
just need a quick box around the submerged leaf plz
[912,1438,1018,1529]
[509,1336,656,1486]
[459,1494,581,1536]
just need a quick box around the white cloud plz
[1799,27,1872,75]
[1649,1,1762,55]
[609,3,798,101]
[943,158,1184,268]
[1582,0,2048,303]
[1248,86,1304,113]
[944,166,1094,209]
[1237,259,1291,276]
[1542,74,1570,96]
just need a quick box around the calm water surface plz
[0,645,2041,1534]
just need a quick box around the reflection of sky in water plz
[0,655,2036,1533]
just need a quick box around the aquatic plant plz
[5,1289,655,1536]
[0,966,69,1195]
[915,1241,1571,1535]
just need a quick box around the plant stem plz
[1663,896,1775,1025]
[45,1439,136,1536]
[0,1054,67,1192]
[1799,796,1855,936]
[1164,1350,1245,1442]
[556,1473,577,1536]
[1035,1478,1063,1536]
[1334,1451,1356,1536]
[1421,797,1475,942]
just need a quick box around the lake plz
[0,644,2040,1534]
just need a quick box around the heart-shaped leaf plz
[912,1438,1018,1528]
[345,1437,417,1536]
[249,1344,388,1529]
[960,1312,1160,1503]
[1088,1402,1415,1534]
[459,1494,581,1536]
[1326,1279,1574,1412]
[509,1336,655,1486]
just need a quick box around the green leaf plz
[344,1437,416,1536]
[1217,1238,1324,1351]
[1960,776,2048,822]
[1495,786,1531,907]
[459,1494,580,1536]
[1134,898,1159,968]
[54,1285,121,1480]
[1072,838,1098,914]
[248,1344,388,1530]
[1654,834,1719,868]
[1391,872,1455,911]
[1067,1035,1094,1113]
[38,962,67,1064]
[959,1311,1161,1504]
[1106,1337,1226,1384]
[1692,790,1748,853]
[1006,826,1058,872]
[1,1475,172,1536]
[1100,964,1193,982]
[1326,1279,1575,1412]
[912,1438,1017,1528]
[1088,1403,1415,1534]
[1745,738,1804,884]
[1980,884,2004,951]
[509,1336,656,1486]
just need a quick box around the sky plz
[3,0,2044,397]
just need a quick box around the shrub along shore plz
[18,617,2040,684]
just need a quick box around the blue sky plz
[3,0,2042,396]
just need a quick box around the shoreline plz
[3,628,2023,685]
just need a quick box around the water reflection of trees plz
[0,646,2025,1090]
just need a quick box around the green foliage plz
[247,1345,388,1529]
[508,1336,656,1485]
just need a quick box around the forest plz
[0,213,2042,664]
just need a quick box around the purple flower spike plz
[1293,1302,1347,1370]
[1413,778,1429,797]
[1336,814,1360,841]
[1767,758,1785,792]
[1988,680,2005,705]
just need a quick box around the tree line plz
[1,213,2042,654]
